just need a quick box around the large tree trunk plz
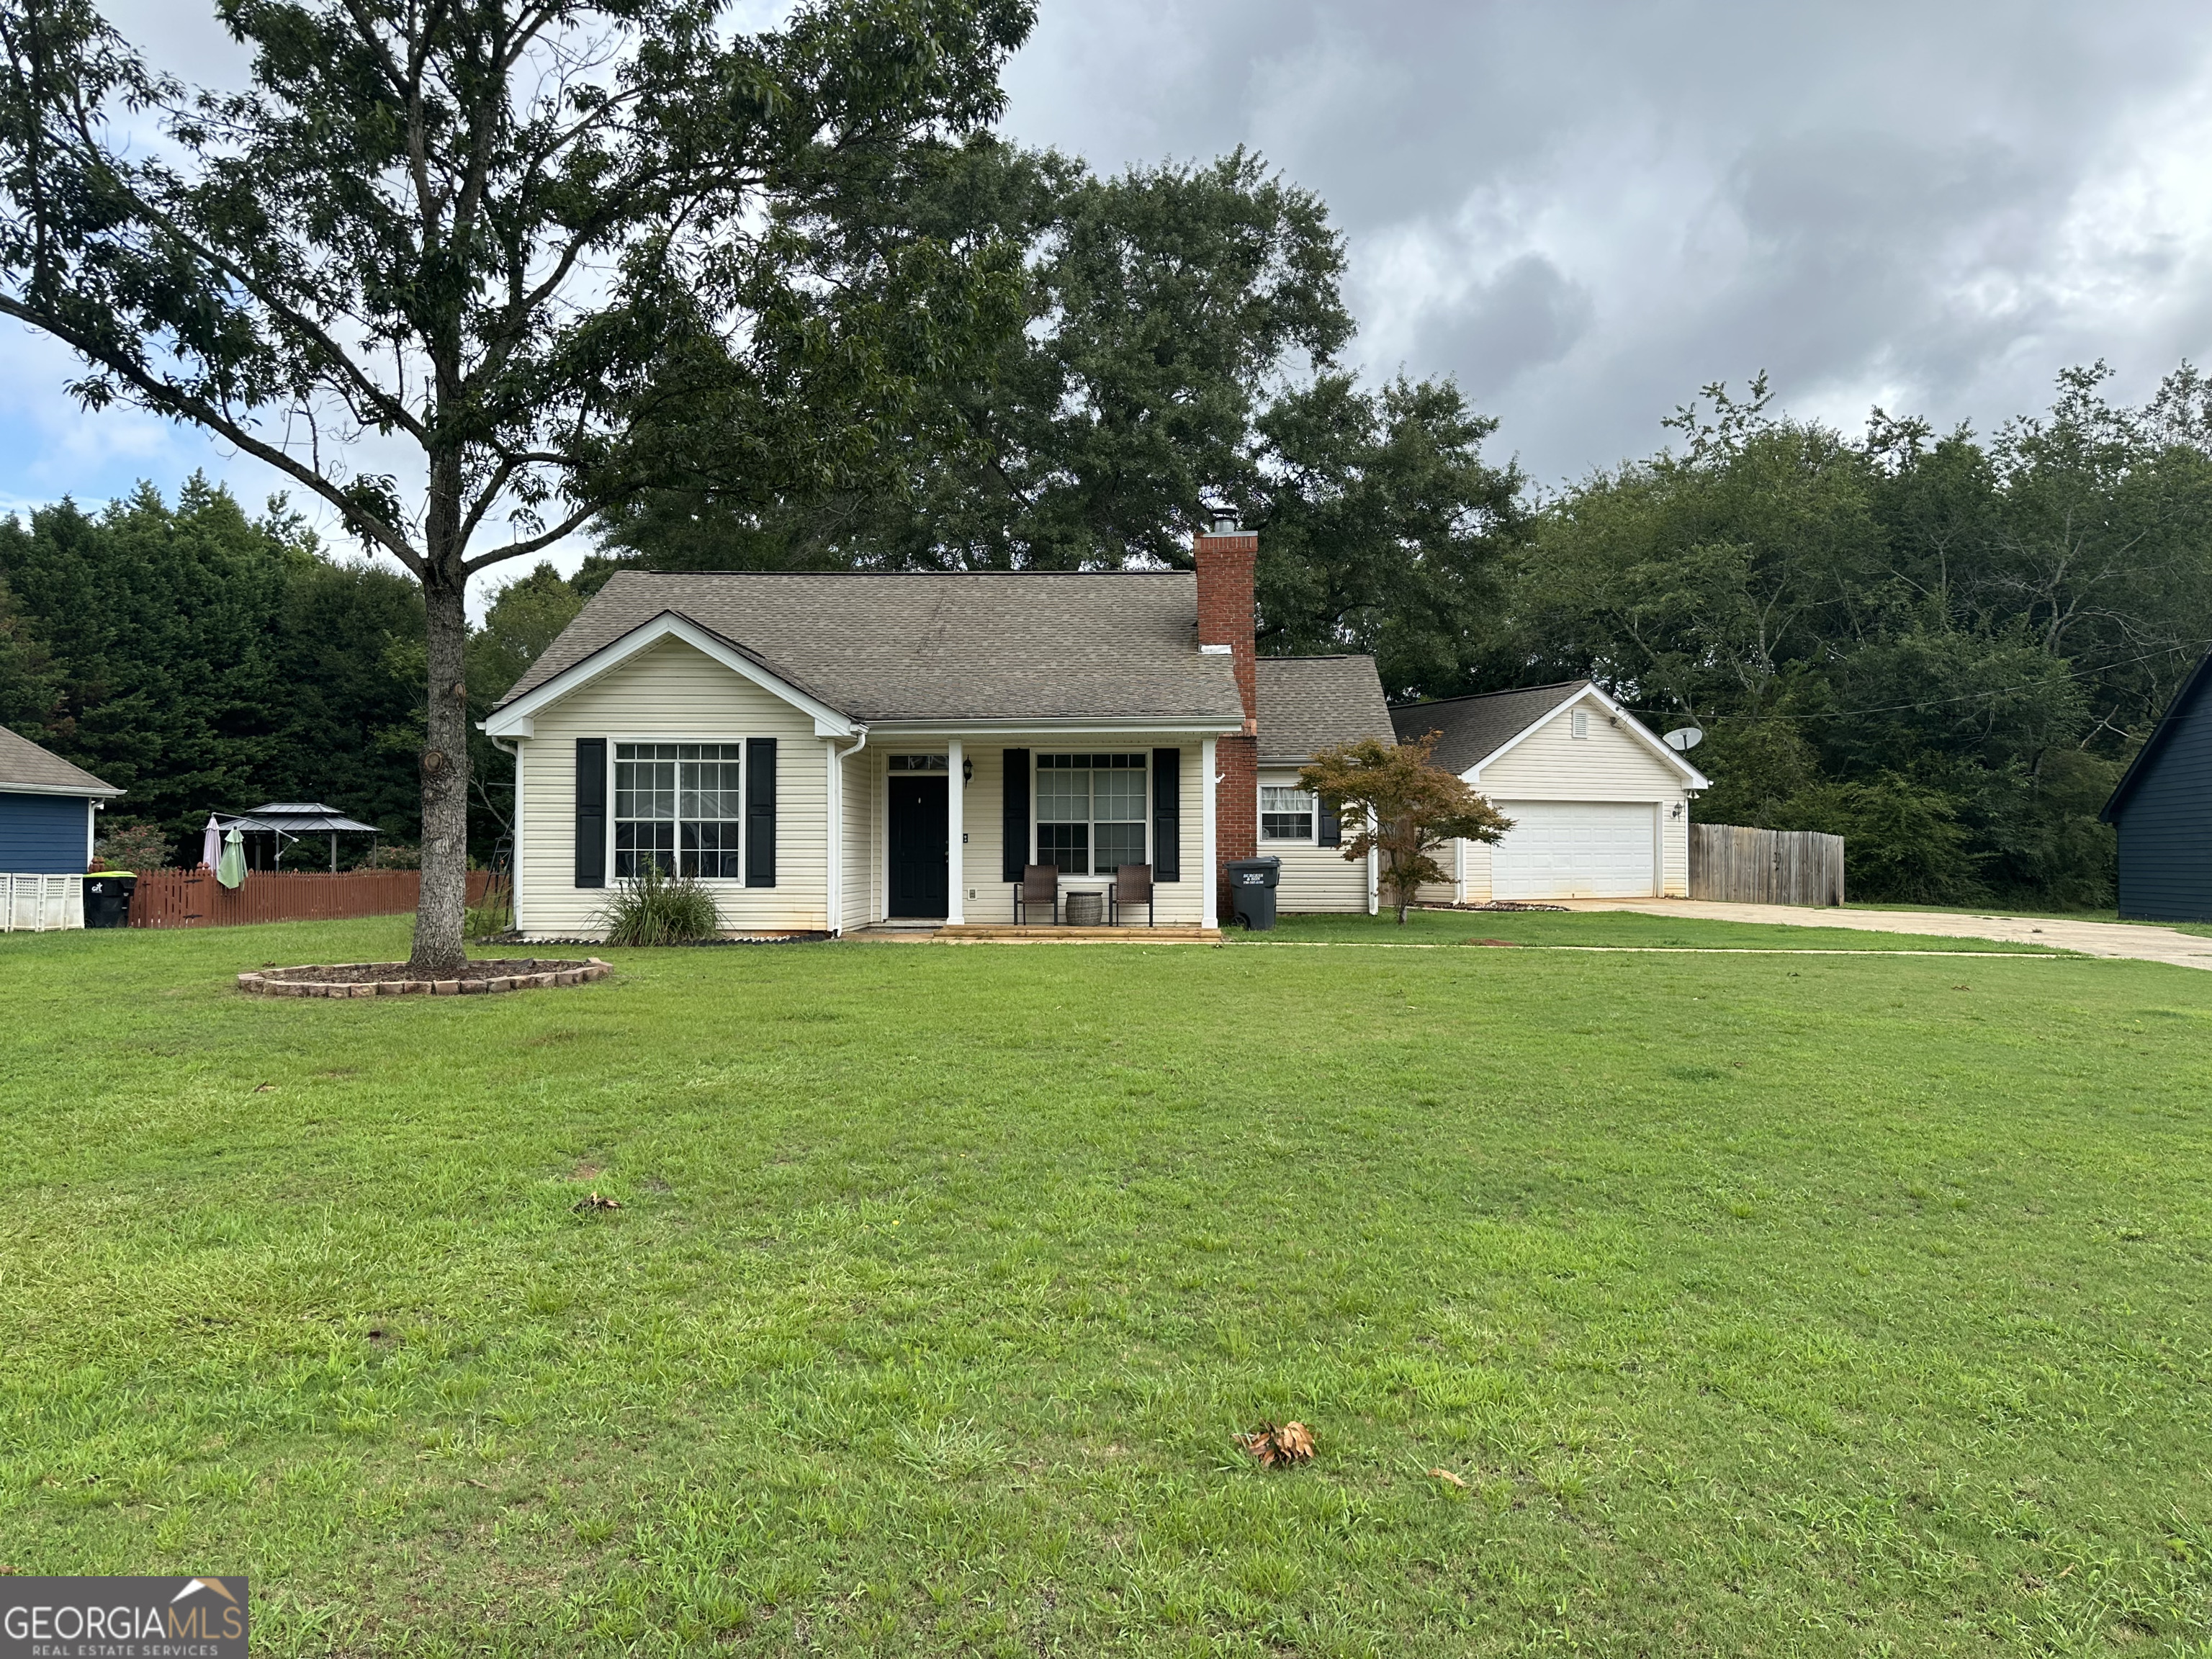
[410,565,472,975]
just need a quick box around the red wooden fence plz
[126,868,493,928]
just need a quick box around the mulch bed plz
[1416,901,1572,913]
[238,958,609,998]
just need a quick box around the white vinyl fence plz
[2,873,84,932]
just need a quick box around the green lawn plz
[4,914,2211,1656]
[1268,907,2071,951]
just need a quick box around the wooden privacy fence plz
[1690,824,1845,907]
[126,868,493,929]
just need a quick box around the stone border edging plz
[237,959,611,997]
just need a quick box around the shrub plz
[94,820,176,873]
[353,841,420,870]
[598,862,720,945]
[1781,774,1983,904]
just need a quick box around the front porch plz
[839,733,1226,935]
[850,921,1222,943]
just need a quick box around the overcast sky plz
[5,0,2212,570]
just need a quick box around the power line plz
[1623,637,2208,727]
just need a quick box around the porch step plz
[933,923,1221,943]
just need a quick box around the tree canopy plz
[0,0,1034,967]
[1473,365,2212,906]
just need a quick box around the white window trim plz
[605,734,752,885]
[1258,772,1320,846]
[1033,750,1150,885]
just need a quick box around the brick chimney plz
[1195,514,1258,734]
[1196,510,1258,919]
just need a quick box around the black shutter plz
[1318,794,1341,848]
[1001,748,1030,881]
[745,737,777,887]
[575,738,606,888]
[1152,747,1182,880]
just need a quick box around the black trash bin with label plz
[1226,855,1281,930]
[83,872,138,928]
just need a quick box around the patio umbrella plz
[217,827,246,889]
[200,816,222,870]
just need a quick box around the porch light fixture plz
[963,757,974,783]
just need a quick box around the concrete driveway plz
[1558,899,2212,972]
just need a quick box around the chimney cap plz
[1200,500,1242,535]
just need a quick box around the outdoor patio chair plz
[1109,863,1154,926]
[1014,863,1059,925]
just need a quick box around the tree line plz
[4,39,2206,907]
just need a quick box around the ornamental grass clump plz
[599,863,721,946]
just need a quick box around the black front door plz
[887,775,949,917]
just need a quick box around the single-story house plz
[486,523,1398,938]
[1,721,121,873]
[1390,680,1709,902]
[2101,649,2212,921]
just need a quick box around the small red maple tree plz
[1299,732,1514,924]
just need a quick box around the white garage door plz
[1492,801,1657,899]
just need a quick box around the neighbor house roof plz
[1256,656,1396,765]
[496,571,1247,726]
[2102,648,2212,823]
[1388,681,1591,774]
[0,721,122,798]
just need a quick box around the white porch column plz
[1200,736,1218,926]
[945,737,965,924]
[1367,840,1380,916]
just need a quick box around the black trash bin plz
[83,872,138,929]
[1226,855,1281,930]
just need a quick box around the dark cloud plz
[1002,0,2212,480]
[6,0,2212,532]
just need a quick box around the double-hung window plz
[613,742,744,878]
[1261,784,1316,842]
[1036,753,1148,875]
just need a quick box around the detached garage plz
[1390,681,1707,902]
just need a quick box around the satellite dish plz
[1663,727,1704,752]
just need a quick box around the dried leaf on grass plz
[1236,1421,1316,1466]
[572,1191,621,1212]
[1428,1467,1468,1488]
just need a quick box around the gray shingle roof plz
[498,570,1247,724]
[1256,656,1395,764]
[0,722,121,797]
[1390,680,1591,773]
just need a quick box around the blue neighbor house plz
[0,721,122,874]
[2103,650,2212,922]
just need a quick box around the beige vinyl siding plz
[1277,842,1369,911]
[1444,698,1692,901]
[516,636,830,938]
[1259,768,1367,912]
[840,745,873,934]
[958,745,1003,922]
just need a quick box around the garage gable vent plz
[1570,707,1591,739]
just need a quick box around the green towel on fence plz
[217,827,246,889]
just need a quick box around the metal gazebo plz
[214,802,381,872]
